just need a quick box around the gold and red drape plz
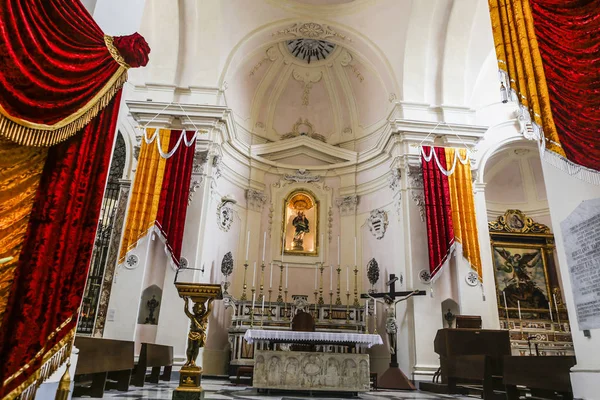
[119,129,197,267]
[488,0,600,181]
[421,146,482,282]
[0,1,150,398]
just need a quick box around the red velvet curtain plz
[0,0,118,125]
[530,0,600,171]
[155,130,196,266]
[0,93,121,399]
[422,147,455,280]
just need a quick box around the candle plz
[315,264,318,289]
[245,231,250,261]
[354,237,357,265]
[330,265,333,291]
[261,295,265,315]
[282,235,285,260]
[285,264,289,288]
[502,291,509,310]
[252,262,257,287]
[252,292,256,311]
[269,262,273,287]
[346,266,349,292]
[262,231,266,262]
[320,234,324,262]
[517,300,522,320]
[374,298,377,317]
[337,236,340,266]
[549,301,554,322]
[553,293,559,314]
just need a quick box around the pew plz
[131,342,174,387]
[503,356,576,400]
[73,337,134,398]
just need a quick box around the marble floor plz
[76,377,475,400]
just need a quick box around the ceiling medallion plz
[281,118,326,142]
[287,38,336,64]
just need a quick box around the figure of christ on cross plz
[361,274,426,390]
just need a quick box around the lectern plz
[173,282,222,400]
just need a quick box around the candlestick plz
[268,289,273,321]
[261,295,265,328]
[252,262,257,287]
[329,290,333,322]
[314,290,319,319]
[277,263,284,303]
[330,265,333,291]
[262,231,266,262]
[346,292,350,323]
[337,236,340,266]
[251,290,256,328]
[320,234,324,263]
[353,265,360,307]
[259,262,266,301]
[354,237,357,266]
[269,262,273,288]
[502,291,510,329]
[365,299,370,335]
[335,266,342,305]
[240,262,249,300]
[318,263,325,305]
[245,230,250,261]
[285,263,289,289]
[373,299,378,334]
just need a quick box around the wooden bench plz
[131,343,173,387]
[503,356,576,400]
[236,366,254,386]
[73,337,134,398]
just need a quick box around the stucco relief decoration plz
[273,22,351,42]
[292,68,323,106]
[188,179,202,205]
[418,269,431,284]
[250,46,279,77]
[281,118,326,142]
[328,207,333,243]
[339,49,364,83]
[407,165,424,189]
[411,192,426,222]
[488,209,550,234]
[465,271,479,287]
[216,198,235,232]
[516,103,541,141]
[125,254,139,270]
[336,194,358,216]
[268,203,275,237]
[388,168,402,192]
[246,189,267,212]
[367,258,380,291]
[284,169,321,184]
[367,209,388,240]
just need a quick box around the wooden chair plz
[131,343,173,387]
[73,337,134,398]
[291,310,315,352]
[236,366,254,386]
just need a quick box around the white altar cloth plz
[244,329,383,348]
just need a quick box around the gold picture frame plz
[281,189,319,257]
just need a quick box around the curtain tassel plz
[54,360,71,400]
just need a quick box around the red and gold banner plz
[119,129,197,267]
[488,0,600,182]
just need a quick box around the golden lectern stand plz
[173,282,222,400]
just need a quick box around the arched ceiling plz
[226,34,392,145]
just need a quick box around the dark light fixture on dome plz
[287,38,335,64]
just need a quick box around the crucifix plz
[361,273,426,390]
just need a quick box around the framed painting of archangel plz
[282,190,319,256]
[492,243,551,311]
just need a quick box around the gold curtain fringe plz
[3,328,74,400]
[542,148,600,186]
[0,68,127,147]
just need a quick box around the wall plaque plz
[561,198,600,331]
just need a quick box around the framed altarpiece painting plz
[489,210,574,356]
[281,189,319,257]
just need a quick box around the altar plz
[244,329,382,393]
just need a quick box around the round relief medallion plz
[125,254,139,269]
[418,269,431,284]
[465,271,479,286]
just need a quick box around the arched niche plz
[282,189,319,257]
[137,284,163,325]
[441,298,460,329]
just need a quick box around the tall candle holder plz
[314,290,319,320]
[318,263,325,305]
[373,301,378,334]
[335,266,342,305]
[258,262,266,301]
[277,264,284,303]
[240,262,249,301]
[268,289,273,321]
[346,292,350,323]
[284,289,289,321]
[365,301,370,334]
[250,288,256,329]
[353,265,360,307]
[329,290,333,322]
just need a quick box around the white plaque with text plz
[561,198,600,331]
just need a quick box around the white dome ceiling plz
[226,29,394,145]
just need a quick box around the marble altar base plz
[253,350,370,392]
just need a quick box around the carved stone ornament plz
[328,207,333,243]
[180,257,189,269]
[291,294,310,314]
[367,258,380,287]
[336,194,359,216]
[221,251,234,277]
[273,22,351,42]
[388,168,402,192]
[367,209,388,240]
[516,103,541,141]
[246,189,267,212]
[216,200,234,232]
[281,118,326,142]
[407,165,424,189]
[284,169,321,184]
[188,179,203,205]
[411,192,426,222]
[488,209,550,234]
[125,254,139,269]
[418,269,431,284]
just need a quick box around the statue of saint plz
[292,210,310,249]
[183,297,214,367]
